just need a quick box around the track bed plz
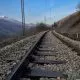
[7,31,80,80]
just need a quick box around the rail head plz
[6,31,48,80]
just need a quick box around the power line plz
[21,0,25,36]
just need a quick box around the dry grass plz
[55,11,80,34]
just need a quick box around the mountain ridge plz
[0,16,36,39]
[55,11,80,34]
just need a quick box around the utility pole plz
[44,16,47,24]
[21,0,25,36]
[50,7,52,21]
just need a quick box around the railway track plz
[7,31,68,80]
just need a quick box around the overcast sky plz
[0,0,80,24]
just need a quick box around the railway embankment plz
[52,30,80,54]
[0,31,45,80]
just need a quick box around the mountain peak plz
[0,16,8,18]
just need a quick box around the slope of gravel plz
[35,31,80,73]
[53,30,80,54]
[33,31,80,79]
[50,31,80,79]
[0,31,45,80]
[28,31,80,79]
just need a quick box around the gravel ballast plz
[0,31,45,80]
[29,31,80,79]
[51,31,80,79]
[0,31,80,80]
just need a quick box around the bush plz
[35,23,49,31]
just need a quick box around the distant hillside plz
[0,18,21,37]
[55,11,80,34]
[0,23,49,48]
[0,16,36,39]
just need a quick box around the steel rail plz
[7,31,47,80]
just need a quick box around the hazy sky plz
[0,0,80,24]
